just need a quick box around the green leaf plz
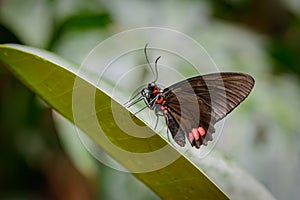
[0,44,229,200]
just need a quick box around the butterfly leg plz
[164,114,171,143]
[154,115,159,130]
[153,106,164,130]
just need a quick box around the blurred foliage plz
[209,0,300,77]
[0,0,300,199]
[0,2,99,199]
[0,44,99,199]
[47,13,111,49]
[0,65,97,199]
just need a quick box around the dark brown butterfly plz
[125,44,255,149]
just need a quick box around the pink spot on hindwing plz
[198,126,206,136]
[161,105,168,114]
[192,128,200,140]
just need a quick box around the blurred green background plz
[0,0,300,199]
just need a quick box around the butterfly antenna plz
[144,44,156,81]
[154,56,161,83]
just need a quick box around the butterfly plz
[125,44,255,149]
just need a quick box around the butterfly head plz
[139,82,161,107]
[147,82,156,90]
